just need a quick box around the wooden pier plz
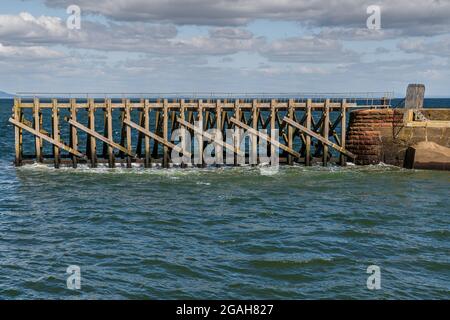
[9,96,391,168]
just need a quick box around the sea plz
[0,98,449,299]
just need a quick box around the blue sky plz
[1,0,450,96]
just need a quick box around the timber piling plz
[9,94,394,168]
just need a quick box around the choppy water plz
[0,99,449,299]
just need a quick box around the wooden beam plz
[136,99,145,158]
[88,98,97,167]
[69,99,78,168]
[234,99,241,166]
[270,99,277,160]
[124,119,192,158]
[283,116,356,159]
[67,118,135,157]
[215,100,223,166]
[305,99,312,166]
[125,99,132,168]
[251,99,258,165]
[144,99,151,168]
[9,117,85,159]
[33,97,43,162]
[340,99,347,166]
[177,117,243,157]
[287,99,295,165]
[51,99,60,168]
[13,98,22,166]
[106,99,115,168]
[230,117,300,158]
[163,98,169,168]
[323,99,330,166]
[196,99,204,167]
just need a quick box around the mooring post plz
[251,99,258,166]
[33,97,43,163]
[70,98,78,168]
[13,98,23,166]
[144,99,151,168]
[288,98,295,165]
[340,99,347,166]
[322,99,330,166]
[215,99,223,167]
[305,99,312,166]
[51,98,60,168]
[125,99,132,168]
[405,84,425,109]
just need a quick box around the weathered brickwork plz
[347,109,450,166]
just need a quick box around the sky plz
[0,0,449,96]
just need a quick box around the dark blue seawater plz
[0,99,449,299]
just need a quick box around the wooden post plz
[163,98,169,168]
[125,99,132,168]
[136,99,145,158]
[234,99,241,166]
[196,99,203,167]
[405,84,425,109]
[322,99,330,166]
[51,99,60,168]
[69,99,78,168]
[270,99,277,161]
[13,98,23,166]
[88,99,97,168]
[105,99,115,168]
[33,97,43,163]
[144,99,151,168]
[215,99,223,166]
[152,100,161,159]
[305,99,312,166]
[340,99,347,166]
[287,98,295,165]
[251,99,258,165]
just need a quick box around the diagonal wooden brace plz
[283,117,356,159]
[124,119,192,158]
[66,117,135,157]
[9,117,86,159]
[229,117,301,159]
[177,117,244,157]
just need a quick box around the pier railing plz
[9,93,392,168]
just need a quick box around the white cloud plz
[259,37,359,63]
[0,43,64,60]
[43,0,450,36]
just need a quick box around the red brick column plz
[346,109,404,165]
